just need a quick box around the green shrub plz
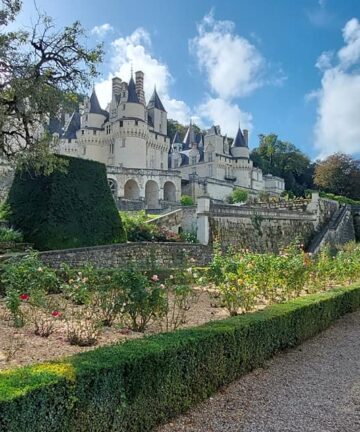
[228,188,248,204]
[180,195,194,206]
[319,191,360,205]
[1,251,59,326]
[7,155,126,250]
[1,284,360,431]
[0,227,23,243]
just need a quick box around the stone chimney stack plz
[243,129,249,147]
[135,71,145,105]
[112,77,122,97]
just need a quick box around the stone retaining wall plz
[39,242,212,269]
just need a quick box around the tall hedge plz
[7,156,126,250]
[1,284,360,432]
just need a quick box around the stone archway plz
[107,178,117,197]
[145,180,159,209]
[124,179,140,200]
[163,181,176,202]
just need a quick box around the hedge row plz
[1,284,360,432]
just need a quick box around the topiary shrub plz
[7,155,126,250]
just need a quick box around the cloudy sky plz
[18,0,360,159]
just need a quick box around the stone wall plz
[352,206,360,242]
[39,242,212,269]
[208,203,317,253]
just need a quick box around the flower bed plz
[1,284,360,431]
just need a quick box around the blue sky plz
[19,0,360,159]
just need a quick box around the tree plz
[228,188,248,204]
[314,153,360,200]
[251,134,314,196]
[0,0,102,171]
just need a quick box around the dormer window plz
[191,156,197,165]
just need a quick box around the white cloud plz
[313,18,360,158]
[95,28,190,123]
[315,51,334,71]
[190,11,265,100]
[197,97,253,138]
[91,23,113,38]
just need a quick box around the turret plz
[119,74,145,120]
[81,88,108,129]
[231,124,249,159]
[147,87,167,134]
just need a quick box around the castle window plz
[174,159,179,168]
[208,152,213,162]
[135,120,138,126]
[155,134,158,140]
[83,146,86,155]
[123,104,125,110]
[161,162,164,169]
[110,142,114,154]
[208,165,213,177]
[122,138,126,148]
[93,130,96,135]
[68,138,71,143]
[81,130,84,135]
[85,114,88,121]
[191,156,197,165]
[164,136,166,142]
[119,120,123,127]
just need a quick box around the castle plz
[57,70,284,209]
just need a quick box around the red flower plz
[19,294,30,301]
[51,310,62,318]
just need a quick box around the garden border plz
[1,284,360,431]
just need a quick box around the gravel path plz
[157,309,360,432]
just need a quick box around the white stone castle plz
[57,71,284,209]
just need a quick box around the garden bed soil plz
[0,287,231,371]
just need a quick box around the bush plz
[0,227,23,243]
[7,155,126,250]
[180,195,194,206]
[1,284,360,431]
[228,188,248,204]
[2,251,59,327]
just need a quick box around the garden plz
[1,242,360,370]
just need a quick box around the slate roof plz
[127,77,140,103]
[172,131,181,144]
[232,126,248,148]
[63,112,81,140]
[89,89,108,117]
[147,88,166,112]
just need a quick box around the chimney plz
[135,70,145,105]
[243,129,249,147]
[112,77,122,97]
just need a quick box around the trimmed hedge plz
[1,285,360,431]
[7,155,126,250]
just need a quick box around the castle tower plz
[81,88,107,129]
[231,124,250,159]
[147,87,167,135]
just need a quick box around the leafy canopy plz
[0,0,103,171]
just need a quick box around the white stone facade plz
[57,71,180,209]
[169,124,285,202]
[57,70,284,207]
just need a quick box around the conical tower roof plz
[147,87,166,112]
[127,76,140,103]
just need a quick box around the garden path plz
[157,309,360,431]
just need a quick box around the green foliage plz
[0,227,23,243]
[0,1,102,166]
[319,191,360,205]
[1,284,360,431]
[314,153,360,201]
[251,134,315,196]
[180,195,194,206]
[227,188,248,204]
[179,230,198,243]
[1,251,59,326]
[208,243,360,316]
[7,155,126,250]
[0,202,10,220]
[112,269,166,332]
[120,211,181,242]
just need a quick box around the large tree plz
[0,0,102,171]
[251,134,314,196]
[314,153,360,200]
